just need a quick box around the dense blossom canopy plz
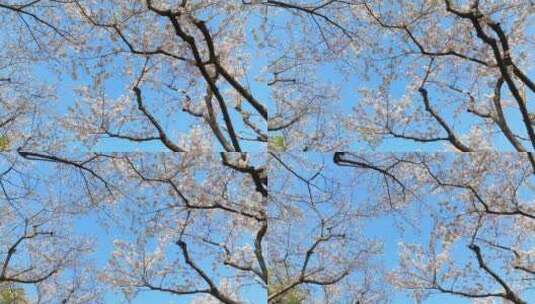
[0,0,534,303]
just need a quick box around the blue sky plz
[5,152,535,303]
[271,152,535,304]
[19,1,534,153]
[16,65,534,303]
[3,2,535,303]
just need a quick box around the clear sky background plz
[8,152,535,303]
[3,2,534,303]
[271,152,535,304]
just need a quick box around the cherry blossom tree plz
[8,149,535,303]
[4,1,532,152]
[0,153,102,303]
[2,1,535,304]
[335,152,535,304]
[9,151,266,302]
[52,0,268,152]
[243,0,535,152]
[345,0,535,154]
[268,152,387,304]
[10,150,389,303]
